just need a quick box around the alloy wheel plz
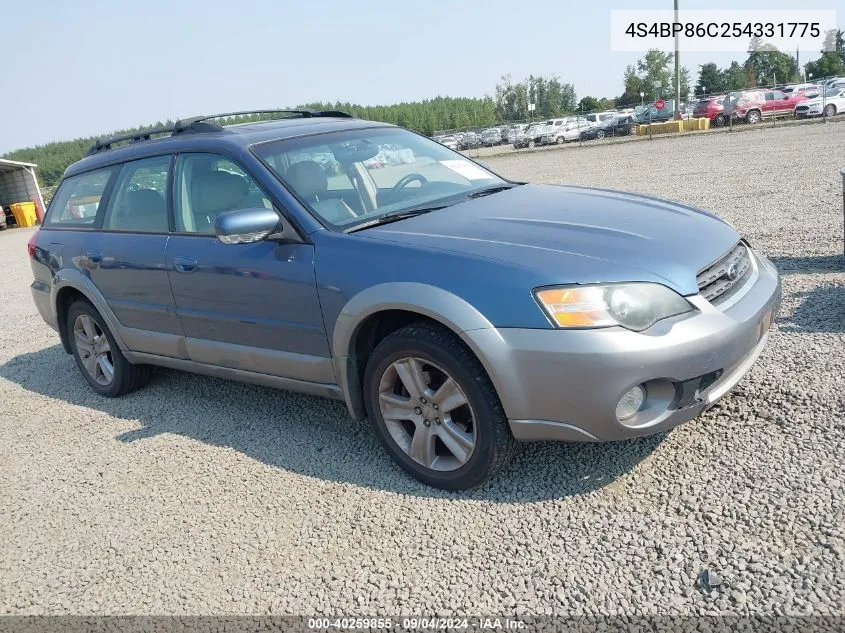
[377,357,476,472]
[73,314,114,386]
[824,104,836,117]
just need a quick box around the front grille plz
[796,105,809,112]
[697,242,753,306]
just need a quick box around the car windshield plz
[253,127,508,230]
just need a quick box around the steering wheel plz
[392,173,428,193]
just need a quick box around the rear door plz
[762,91,777,116]
[165,152,332,384]
[82,154,185,358]
[771,90,790,115]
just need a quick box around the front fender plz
[52,269,129,352]
[331,282,498,420]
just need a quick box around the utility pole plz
[674,0,681,120]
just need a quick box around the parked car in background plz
[29,110,781,490]
[506,125,526,144]
[693,95,727,126]
[459,131,480,150]
[794,86,845,118]
[585,111,620,126]
[580,115,637,140]
[636,102,674,124]
[543,117,590,144]
[513,124,547,148]
[439,135,459,151]
[781,83,818,96]
[730,89,810,123]
[481,128,501,147]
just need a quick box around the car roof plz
[65,116,393,178]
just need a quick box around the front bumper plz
[462,250,781,442]
[796,105,821,117]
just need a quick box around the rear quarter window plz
[44,167,116,227]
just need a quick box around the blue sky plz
[0,0,839,153]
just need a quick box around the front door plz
[83,154,185,358]
[165,153,333,384]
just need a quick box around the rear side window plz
[44,167,115,227]
[102,155,171,233]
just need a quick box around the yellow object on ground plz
[636,118,710,136]
[10,201,38,227]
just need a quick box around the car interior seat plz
[114,189,168,232]
[190,170,249,233]
[284,160,358,224]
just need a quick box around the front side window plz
[103,155,170,233]
[44,167,115,227]
[253,127,506,230]
[174,153,274,234]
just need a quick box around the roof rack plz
[178,109,353,126]
[86,109,353,155]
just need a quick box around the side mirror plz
[215,207,281,244]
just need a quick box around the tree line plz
[4,29,842,191]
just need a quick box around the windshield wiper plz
[468,184,519,199]
[345,205,447,233]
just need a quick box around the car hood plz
[361,184,740,296]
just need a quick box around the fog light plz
[616,385,646,420]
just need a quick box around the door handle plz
[85,250,102,266]
[173,256,198,273]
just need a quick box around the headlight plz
[534,283,693,331]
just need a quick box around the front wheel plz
[824,104,836,117]
[527,140,535,148]
[596,129,606,140]
[713,114,725,127]
[363,323,517,490]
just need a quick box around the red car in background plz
[692,95,727,126]
[730,89,813,123]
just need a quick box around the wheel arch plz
[331,283,498,421]
[51,270,128,354]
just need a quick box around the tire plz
[556,136,564,144]
[67,299,152,397]
[527,140,535,148]
[363,322,518,490]
[714,114,725,127]
[824,104,836,117]
[746,110,761,124]
[596,130,606,140]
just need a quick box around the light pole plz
[640,91,645,107]
[674,0,681,120]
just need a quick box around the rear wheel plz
[67,300,151,397]
[745,110,761,124]
[364,322,517,490]
[527,140,535,148]
[824,104,836,117]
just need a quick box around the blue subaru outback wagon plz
[29,110,780,489]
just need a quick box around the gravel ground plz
[0,123,843,619]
